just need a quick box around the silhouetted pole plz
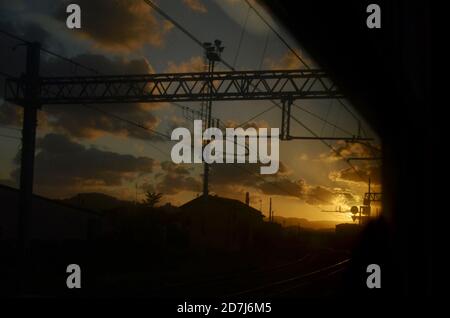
[269,197,272,222]
[202,40,224,198]
[367,177,371,219]
[359,207,362,225]
[18,42,41,293]
[202,58,214,197]
[135,182,138,205]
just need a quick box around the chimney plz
[245,192,250,205]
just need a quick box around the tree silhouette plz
[144,191,163,208]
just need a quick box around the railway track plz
[157,249,350,298]
[224,258,350,298]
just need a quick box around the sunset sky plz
[0,0,381,224]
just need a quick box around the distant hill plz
[271,215,339,230]
[59,192,134,212]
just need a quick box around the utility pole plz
[135,182,138,205]
[280,96,292,140]
[202,40,224,198]
[269,197,272,222]
[367,177,372,219]
[202,57,214,198]
[18,41,41,292]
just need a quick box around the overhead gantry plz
[5,69,342,104]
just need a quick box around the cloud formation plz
[59,0,172,52]
[8,134,155,194]
[329,165,381,185]
[322,140,381,162]
[264,49,312,70]
[305,186,336,205]
[143,161,201,195]
[209,161,333,204]
[258,178,305,197]
[47,54,163,140]
[166,56,205,73]
[323,141,382,185]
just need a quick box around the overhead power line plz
[234,105,277,128]
[0,29,27,44]
[258,32,270,70]
[143,0,203,48]
[0,133,21,141]
[142,0,367,182]
[142,0,236,71]
[244,0,310,69]
[79,105,170,156]
[0,29,100,76]
[0,28,196,158]
[40,47,100,75]
[141,0,351,140]
[80,104,171,140]
[0,124,22,131]
[336,98,368,138]
[240,1,374,159]
[233,5,251,68]
[288,108,366,181]
[2,20,313,203]
[1,11,368,199]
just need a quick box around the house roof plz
[0,184,102,216]
[180,194,263,219]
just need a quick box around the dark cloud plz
[166,56,204,73]
[160,161,191,176]
[0,2,166,141]
[330,165,381,185]
[55,0,172,52]
[323,141,382,185]
[1,52,165,141]
[0,103,22,127]
[209,161,359,206]
[341,191,358,205]
[258,178,305,197]
[155,174,201,195]
[325,140,381,161]
[277,161,291,175]
[44,54,164,141]
[9,133,156,189]
[306,186,360,208]
[306,186,335,205]
[210,162,304,199]
[43,53,155,76]
[143,161,201,195]
[210,162,262,188]
[258,179,344,206]
[264,49,312,70]
[0,102,47,132]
